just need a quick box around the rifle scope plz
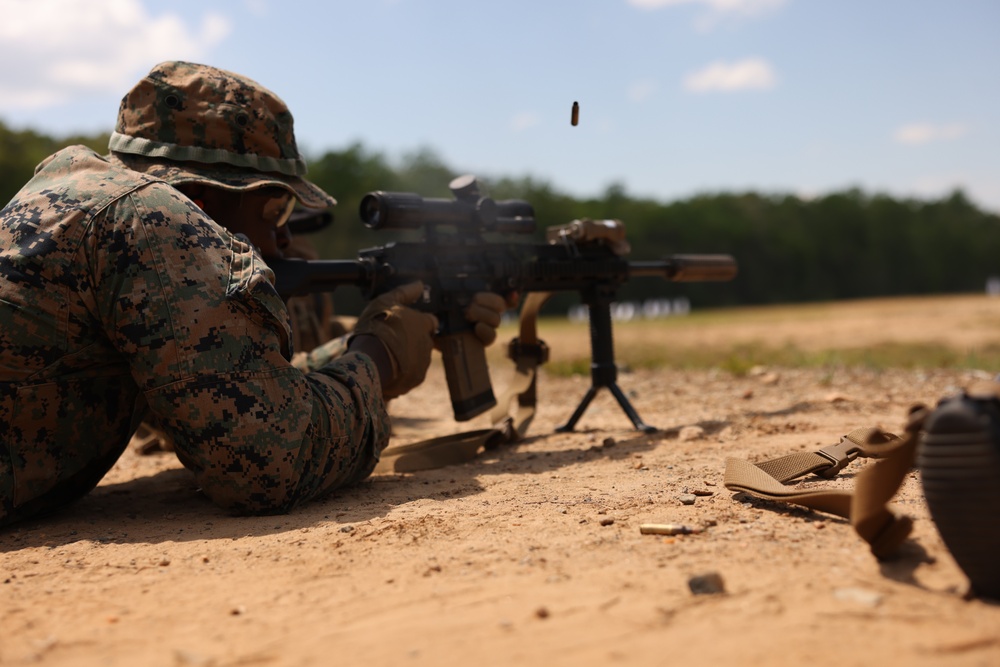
[359,191,536,234]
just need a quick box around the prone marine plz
[0,61,506,527]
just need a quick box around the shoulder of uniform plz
[33,146,161,193]
[37,147,197,218]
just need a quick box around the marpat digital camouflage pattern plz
[0,61,389,527]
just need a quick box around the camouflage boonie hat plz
[109,61,335,209]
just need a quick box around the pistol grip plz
[438,330,497,421]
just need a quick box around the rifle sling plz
[373,292,554,474]
[723,408,928,559]
[488,292,553,438]
[372,423,514,474]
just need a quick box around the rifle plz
[268,175,737,432]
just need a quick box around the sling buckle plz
[815,437,863,479]
[507,338,550,365]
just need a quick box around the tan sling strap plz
[373,422,515,473]
[488,291,554,439]
[374,291,554,474]
[723,406,929,559]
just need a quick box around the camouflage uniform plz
[131,223,352,455]
[0,62,391,526]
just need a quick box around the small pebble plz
[600,518,615,527]
[688,572,726,595]
[678,494,697,506]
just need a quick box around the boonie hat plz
[109,61,335,209]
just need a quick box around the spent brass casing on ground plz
[639,523,701,535]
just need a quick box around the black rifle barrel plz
[268,258,372,298]
[629,254,738,282]
[269,254,739,299]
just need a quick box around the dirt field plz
[2,294,1000,666]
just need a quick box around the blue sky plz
[1,0,998,212]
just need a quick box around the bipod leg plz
[555,386,599,433]
[556,288,657,433]
[608,383,657,433]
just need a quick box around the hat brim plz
[110,152,336,209]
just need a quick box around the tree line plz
[3,120,998,313]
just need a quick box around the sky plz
[1,0,998,212]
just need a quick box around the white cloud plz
[627,0,787,30]
[510,112,541,132]
[893,122,968,145]
[683,58,777,92]
[627,79,659,103]
[0,0,232,111]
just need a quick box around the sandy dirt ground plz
[2,295,1000,667]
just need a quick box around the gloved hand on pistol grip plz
[352,282,438,399]
[464,291,511,346]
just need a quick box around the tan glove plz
[352,282,438,399]
[464,292,511,346]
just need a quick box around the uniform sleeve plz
[81,182,391,514]
[291,334,350,372]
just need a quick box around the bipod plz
[556,286,657,433]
